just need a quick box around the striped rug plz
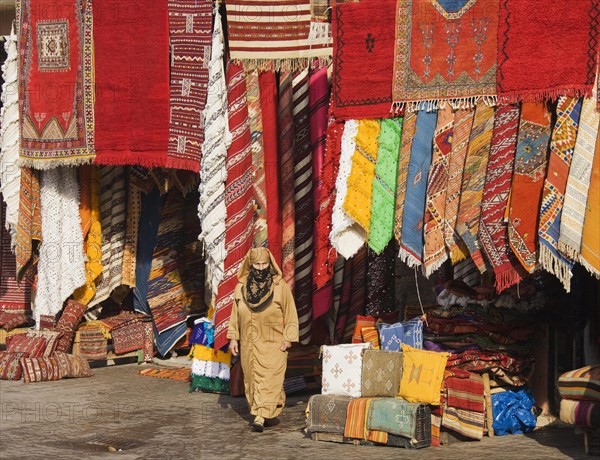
[293,68,314,344]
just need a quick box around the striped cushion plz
[558,366,600,402]
[360,326,380,350]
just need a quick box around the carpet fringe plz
[538,244,572,292]
[398,246,422,268]
[18,156,95,169]
[579,255,600,279]
[498,86,593,105]
[494,265,524,294]
[424,252,448,278]
[235,56,332,73]
[392,95,497,113]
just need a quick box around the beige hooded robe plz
[227,248,299,419]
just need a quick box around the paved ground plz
[1,364,599,460]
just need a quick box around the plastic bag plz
[492,387,537,436]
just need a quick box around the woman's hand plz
[230,339,239,356]
[280,341,291,352]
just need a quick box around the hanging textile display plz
[455,104,496,273]
[0,202,31,313]
[18,0,95,167]
[225,0,332,71]
[332,0,396,120]
[73,167,102,305]
[310,0,331,41]
[497,0,600,102]
[478,104,525,293]
[423,107,453,277]
[444,109,475,263]
[122,175,142,289]
[334,256,353,344]
[212,62,255,352]
[148,190,205,356]
[580,128,600,278]
[392,0,498,110]
[260,69,283,265]
[35,167,86,323]
[198,8,230,296]
[508,102,552,273]
[343,119,381,236]
[1,25,20,246]
[93,0,169,167]
[369,118,403,255]
[326,257,345,343]
[166,0,213,172]
[310,64,333,321]
[394,112,417,245]
[246,70,268,247]
[399,109,438,267]
[89,167,126,308]
[279,72,296,291]
[15,167,41,283]
[293,68,314,344]
[365,242,396,317]
[330,120,365,259]
[538,97,583,292]
[313,116,343,290]
[558,98,600,262]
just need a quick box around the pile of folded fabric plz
[559,366,600,435]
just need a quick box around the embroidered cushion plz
[20,356,63,383]
[367,398,426,440]
[361,349,403,397]
[378,317,423,351]
[0,312,30,331]
[399,344,449,405]
[306,394,352,434]
[0,352,25,381]
[558,366,600,402]
[360,326,380,350]
[321,343,370,397]
[31,330,63,357]
[6,334,48,358]
[352,315,376,343]
[55,300,88,353]
[54,352,93,378]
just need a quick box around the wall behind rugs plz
[0,0,15,35]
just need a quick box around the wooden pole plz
[483,373,494,437]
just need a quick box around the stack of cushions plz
[0,301,94,383]
[0,312,31,331]
[310,343,451,449]
[559,366,600,429]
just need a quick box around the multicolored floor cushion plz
[321,343,370,397]
[559,366,600,402]
[379,318,423,351]
[360,327,381,350]
[54,352,93,378]
[306,394,352,434]
[0,352,25,380]
[20,356,62,383]
[560,399,600,429]
[361,349,403,397]
[399,345,449,405]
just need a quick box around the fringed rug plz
[455,104,495,272]
[538,97,582,292]
[508,102,552,273]
[580,127,600,278]
[212,62,255,352]
[497,0,600,102]
[558,98,600,263]
[139,367,192,382]
[394,112,417,244]
[399,109,437,267]
[225,0,332,71]
[93,0,169,167]
[166,0,212,172]
[332,0,396,120]
[423,107,453,277]
[478,104,525,293]
[393,0,498,110]
[15,167,41,284]
[18,0,95,167]
[90,167,126,308]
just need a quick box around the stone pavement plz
[0,364,598,460]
